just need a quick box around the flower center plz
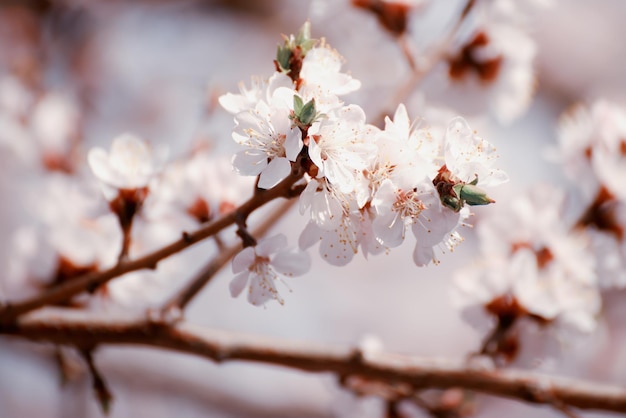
[393,188,425,221]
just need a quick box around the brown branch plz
[163,198,297,312]
[0,168,305,323]
[81,348,113,415]
[3,310,626,414]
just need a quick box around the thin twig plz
[4,311,626,414]
[163,199,297,312]
[80,348,113,415]
[0,168,305,323]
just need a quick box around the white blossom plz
[308,105,377,194]
[219,73,292,115]
[558,101,626,201]
[299,44,361,106]
[453,185,600,339]
[231,87,302,189]
[443,116,508,187]
[88,133,164,192]
[230,234,310,306]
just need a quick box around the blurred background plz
[1,0,626,417]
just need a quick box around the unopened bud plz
[295,22,316,54]
[458,183,495,206]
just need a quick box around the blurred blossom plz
[2,2,626,417]
[31,92,80,158]
[557,100,626,200]
[146,151,254,225]
[88,133,166,194]
[452,184,601,360]
[557,100,626,289]
[424,2,536,123]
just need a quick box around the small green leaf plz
[299,98,317,125]
[276,45,292,72]
[293,95,304,115]
[300,39,317,54]
[296,22,311,46]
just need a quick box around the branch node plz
[153,305,184,327]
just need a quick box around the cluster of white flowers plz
[557,100,626,289]
[0,22,508,309]
[221,23,507,305]
[453,185,600,350]
[450,100,626,360]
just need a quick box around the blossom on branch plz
[557,101,626,289]
[230,234,310,306]
[222,24,506,274]
[88,133,164,195]
[88,133,166,260]
[231,87,302,189]
[452,185,600,362]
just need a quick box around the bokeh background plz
[1,0,626,417]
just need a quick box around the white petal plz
[299,180,319,215]
[88,147,116,184]
[229,271,249,297]
[371,179,396,216]
[299,222,321,250]
[258,158,291,189]
[256,234,288,257]
[373,211,405,248]
[307,139,324,175]
[413,243,435,266]
[311,188,343,230]
[284,127,303,161]
[232,150,267,176]
[272,250,311,277]
[232,247,255,273]
[248,271,279,306]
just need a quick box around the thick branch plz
[3,310,626,414]
[0,169,304,323]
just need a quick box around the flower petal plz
[258,157,291,189]
[272,250,311,277]
[229,271,249,297]
[256,234,288,257]
[232,247,255,274]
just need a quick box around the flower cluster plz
[557,100,626,289]
[221,23,507,304]
[452,185,600,363]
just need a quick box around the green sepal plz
[276,45,292,72]
[299,98,317,125]
[295,22,316,54]
[293,95,304,115]
[442,195,463,212]
[458,183,495,206]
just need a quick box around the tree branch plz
[3,309,626,414]
[0,168,305,323]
